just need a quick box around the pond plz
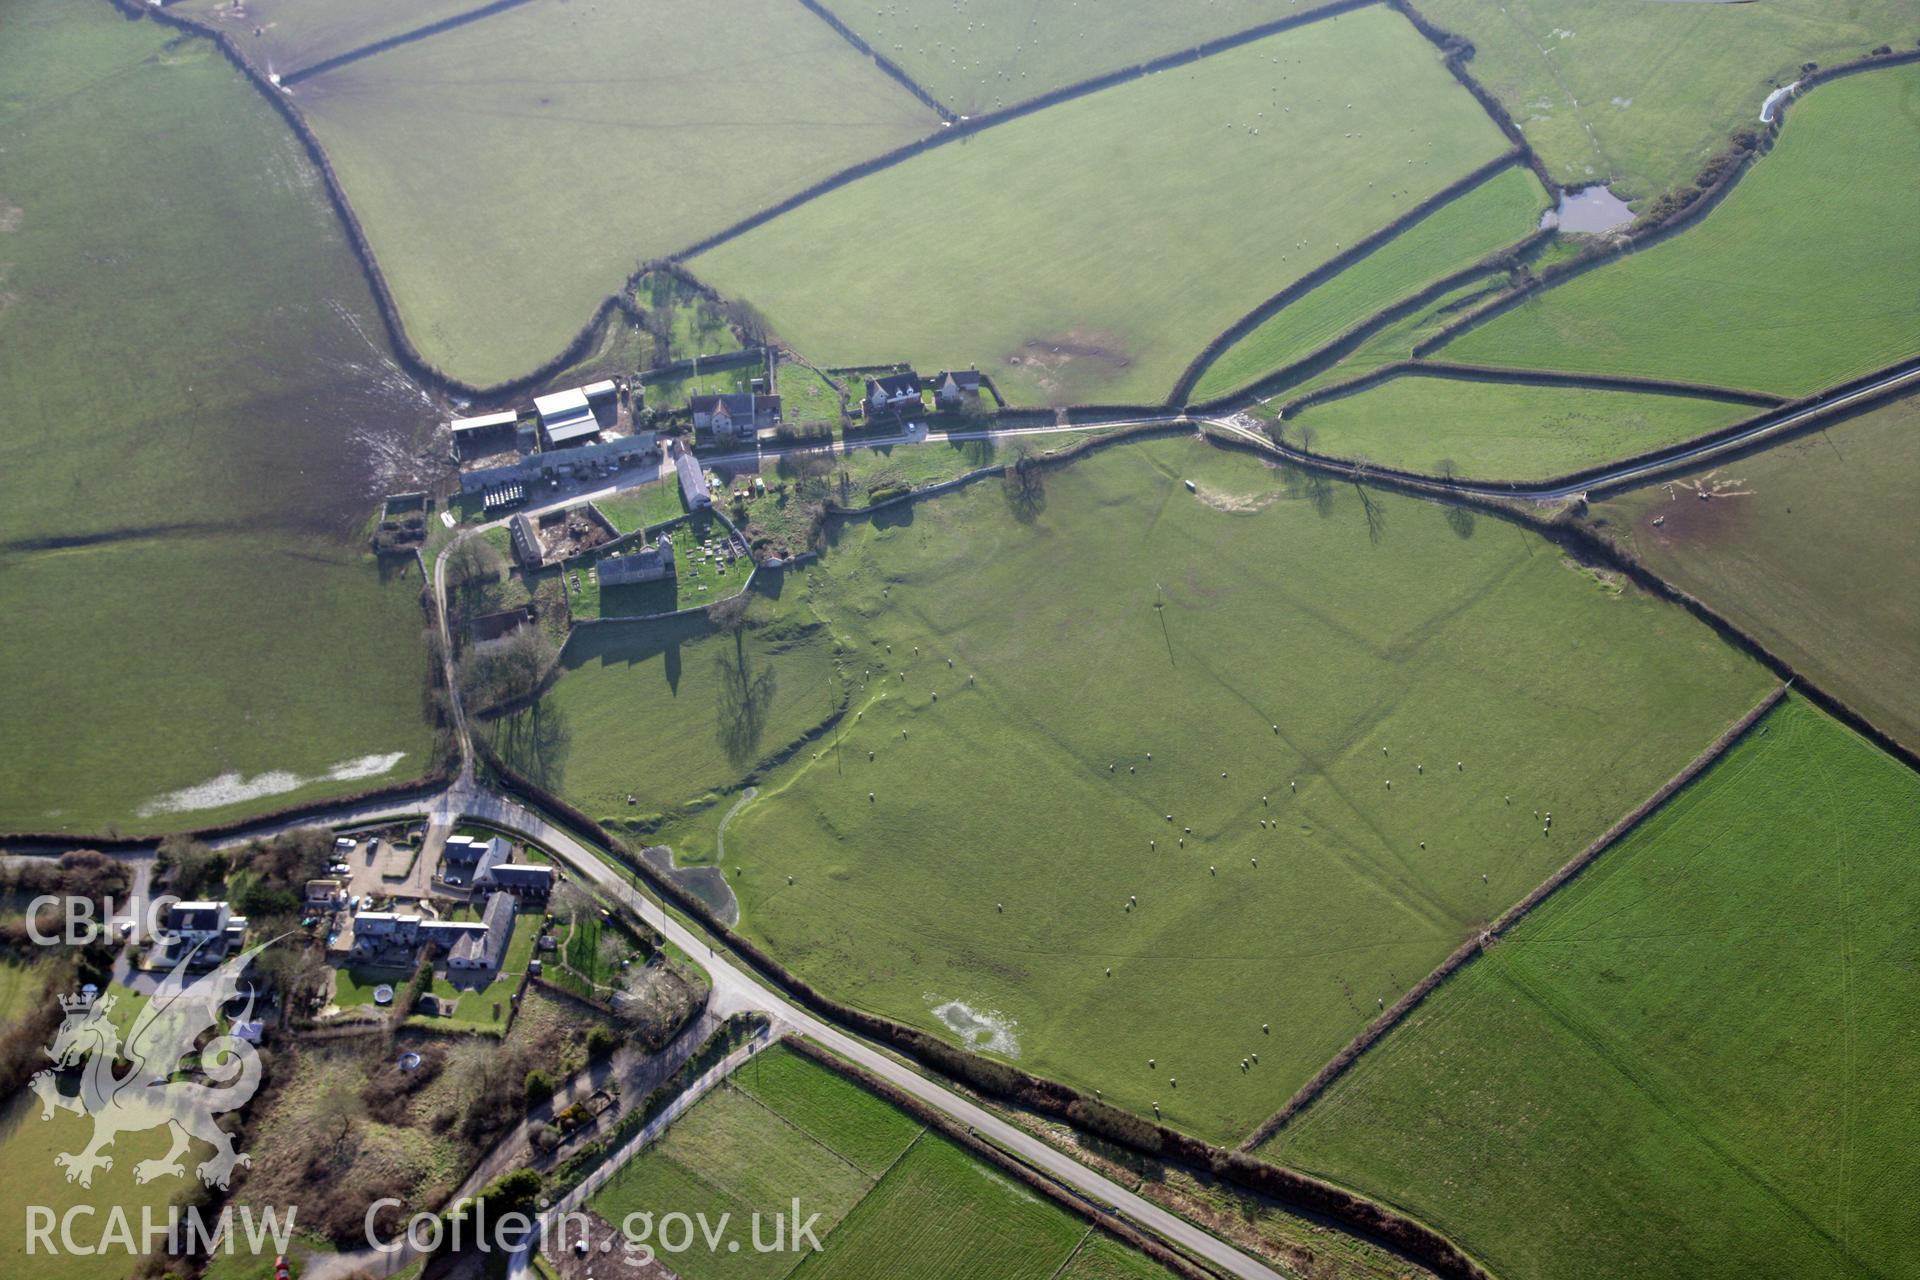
[1542,185,1636,233]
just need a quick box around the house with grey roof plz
[161,901,248,967]
[691,392,782,443]
[673,442,712,507]
[478,863,554,898]
[933,369,983,408]
[449,892,517,973]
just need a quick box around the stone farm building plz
[673,441,712,507]
[691,392,781,443]
[449,892,517,972]
[161,901,248,967]
[597,537,676,586]
[933,369,983,408]
[866,370,922,414]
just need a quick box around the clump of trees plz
[459,625,559,714]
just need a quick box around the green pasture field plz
[1265,697,1920,1280]
[171,0,503,76]
[1058,1235,1183,1280]
[295,0,938,386]
[733,1045,922,1177]
[1282,372,1749,481]
[0,0,435,835]
[704,435,1769,1141]
[1442,65,1920,398]
[1585,393,1920,754]
[798,1135,1089,1280]
[483,591,846,824]
[599,482,688,535]
[695,7,1514,407]
[818,0,1315,114]
[1413,0,1916,200]
[0,960,48,1031]
[1190,165,1549,401]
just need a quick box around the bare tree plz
[725,298,773,347]
[446,536,506,619]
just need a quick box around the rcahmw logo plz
[26,942,284,1257]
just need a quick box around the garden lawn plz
[816,0,1325,114]
[1411,0,1917,199]
[714,435,1771,1141]
[778,363,846,425]
[1264,697,1920,1280]
[598,482,688,535]
[1441,65,1920,397]
[1585,392,1920,754]
[1284,371,1750,481]
[425,916,543,1033]
[0,0,435,834]
[295,0,938,386]
[1191,165,1549,401]
[484,590,846,827]
[695,6,1514,406]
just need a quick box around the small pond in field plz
[1542,185,1635,233]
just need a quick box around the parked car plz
[327,863,351,876]
[333,836,356,853]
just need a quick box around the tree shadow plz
[1278,462,1334,520]
[1444,503,1477,540]
[715,639,777,769]
[491,699,572,789]
[1002,465,1047,524]
[1351,480,1388,545]
[872,499,916,530]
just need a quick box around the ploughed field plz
[582,1042,1172,1280]
[1441,64,1920,398]
[1264,697,1920,1280]
[694,6,1516,407]
[1584,392,1920,755]
[0,0,436,834]
[292,0,939,387]
[667,435,1771,1140]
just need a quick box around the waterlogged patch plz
[929,998,1020,1058]
[137,752,407,816]
[1194,486,1277,515]
[0,202,20,232]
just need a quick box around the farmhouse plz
[449,892,517,972]
[533,385,606,450]
[440,833,511,887]
[933,369,983,408]
[305,879,348,911]
[691,393,782,443]
[596,536,676,586]
[161,901,248,966]
[865,371,923,414]
[673,441,712,507]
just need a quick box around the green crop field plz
[1191,165,1549,401]
[1441,65,1920,398]
[816,0,1316,114]
[695,7,1514,407]
[683,435,1772,1140]
[1411,0,1917,200]
[0,0,435,835]
[584,1042,1146,1280]
[1265,697,1920,1280]
[1585,393,1920,754]
[171,0,502,76]
[484,591,846,825]
[1282,372,1750,481]
[295,0,938,386]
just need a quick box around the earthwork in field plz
[290,0,940,386]
[694,6,1516,407]
[1583,392,1920,755]
[1264,697,1920,1280]
[1407,0,1917,200]
[557,435,1774,1140]
[1439,63,1920,397]
[0,0,437,834]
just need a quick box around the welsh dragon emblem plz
[30,942,268,1189]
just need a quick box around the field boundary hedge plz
[790,0,956,121]
[277,0,540,86]
[781,1036,1216,1280]
[1194,420,1920,775]
[470,706,1494,1280]
[1391,0,1555,187]
[1389,41,1920,363]
[1167,150,1531,405]
[1237,684,1788,1152]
